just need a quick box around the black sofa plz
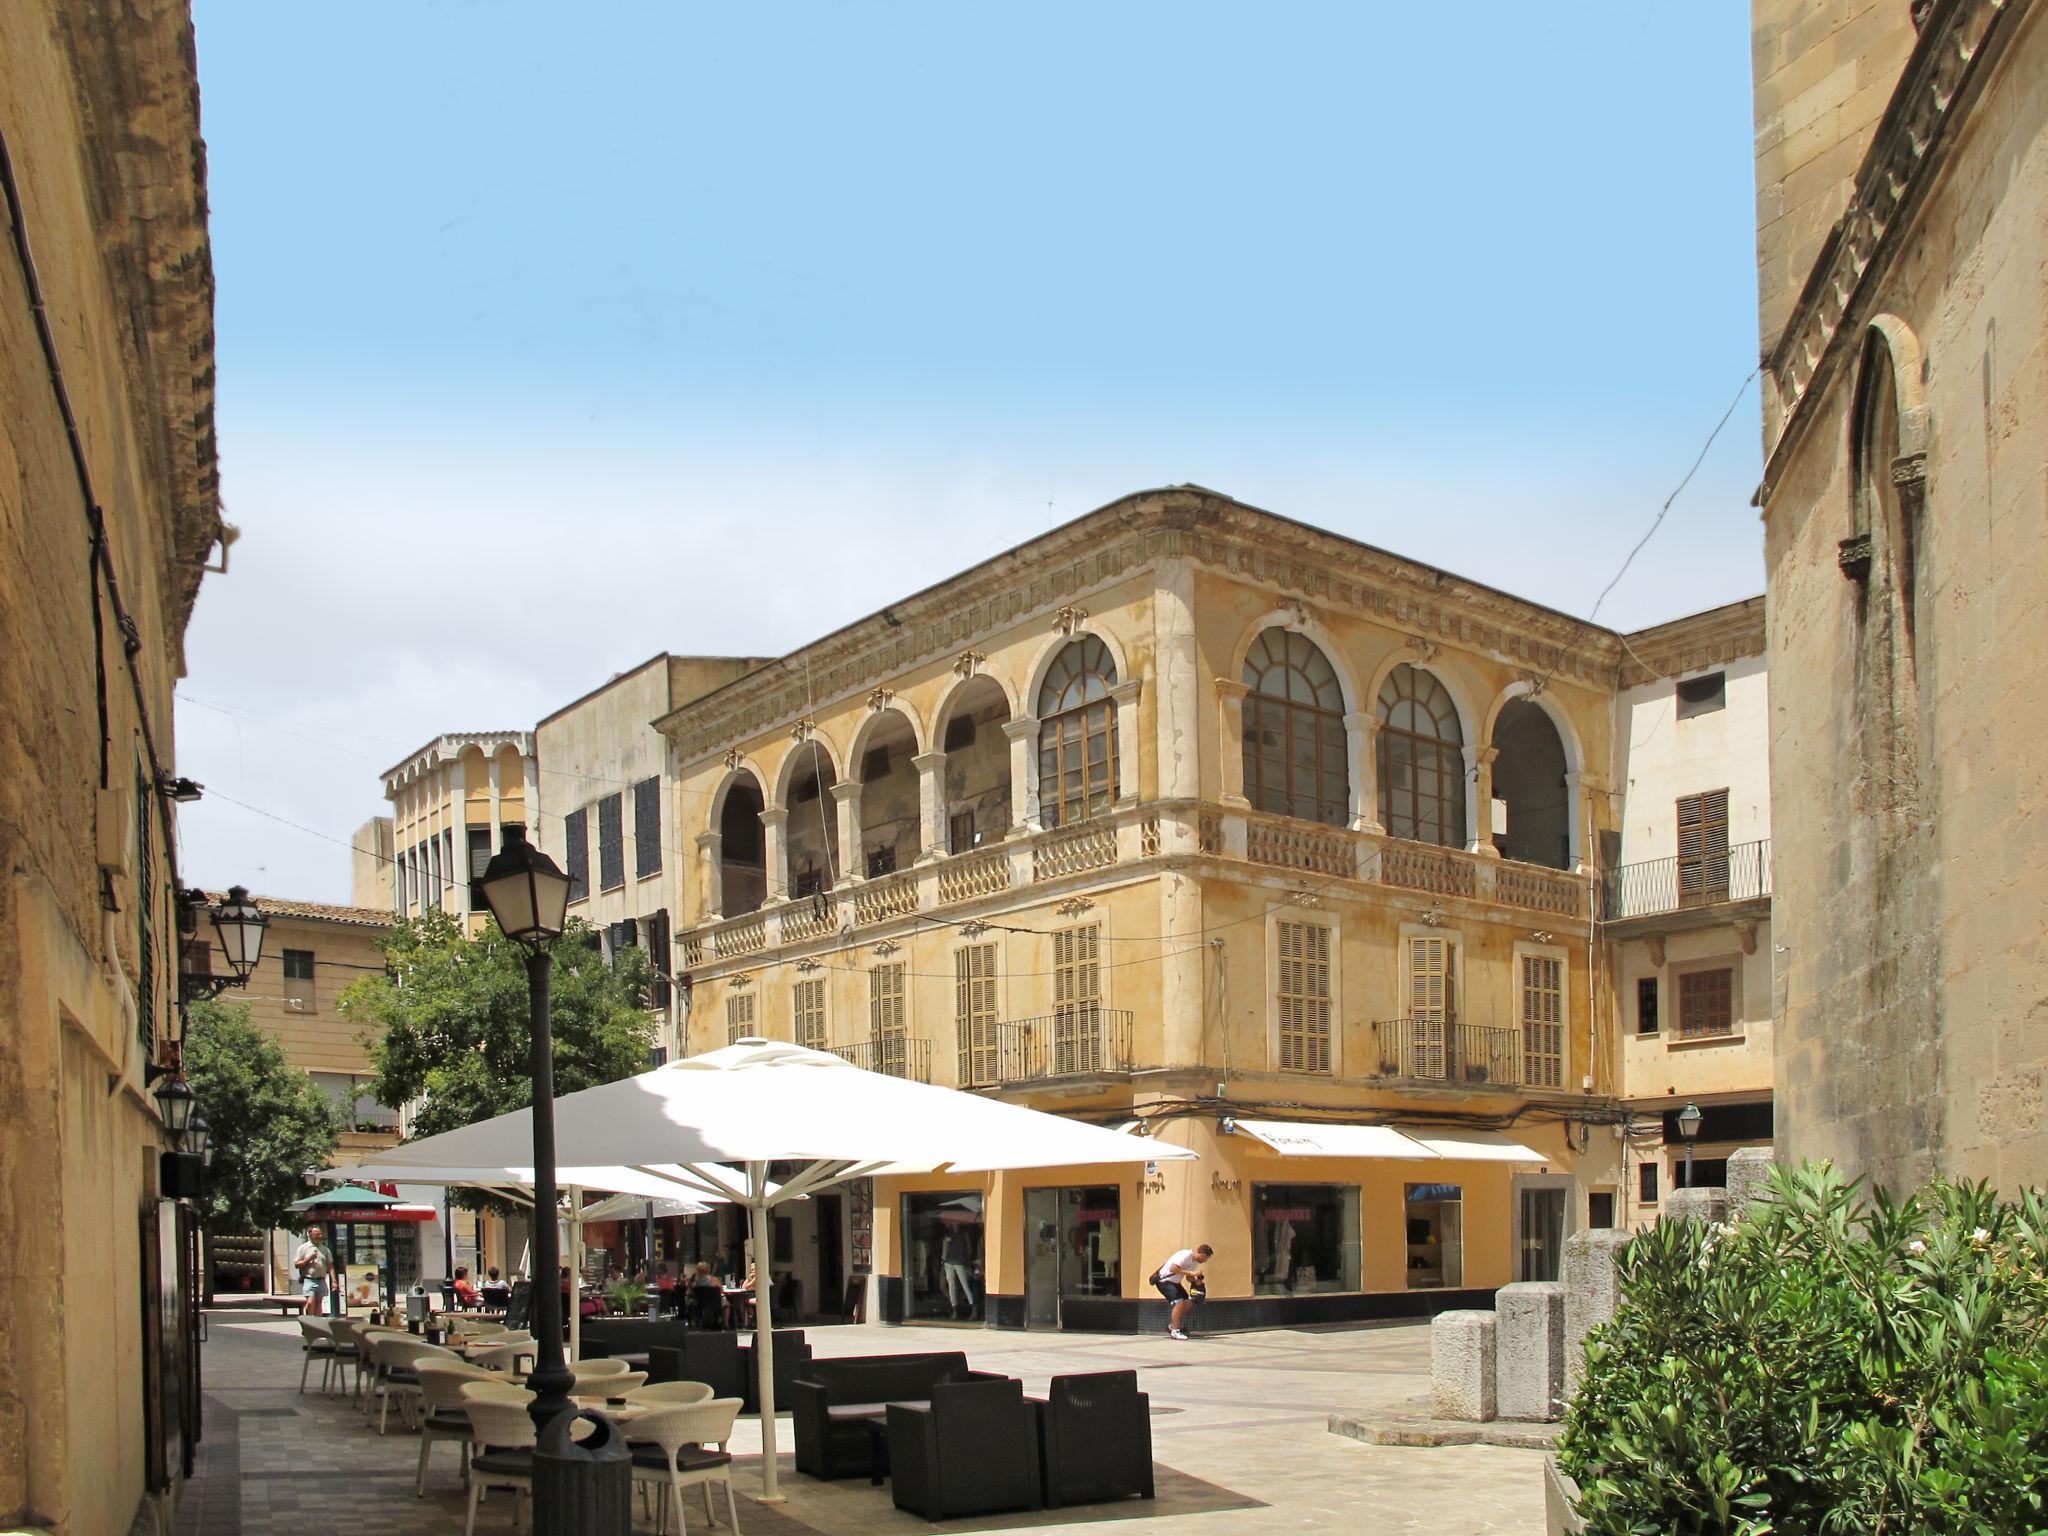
[888,1378,1042,1519]
[579,1318,692,1362]
[647,1331,745,1402]
[789,1351,1001,1480]
[1032,1370,1154,1507]
[739,1329,813,1415]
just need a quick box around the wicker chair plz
[626,1381,714,1407]
[624,1398,742,1536]
[413,1361,496,1496]
[458,1389,538,1536]
[296,1317,339,1394]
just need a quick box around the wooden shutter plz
[1678,968,1735,1038]
[955,944,997,1086]
[1276,921,1332,1073]
[1520,954,1563,1088]
[1676,789,1730,906]
[1407,935,1454,1080]
[598,793,625,891]
[634,777,662,879]
[1053,925,1101,1073]
[564,808,589,902]
[793,978,826,1050]
[726,992,755,1043]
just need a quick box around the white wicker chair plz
[296,1317,338,1394]
[626,1398,743,1536]
[458,1389,538,1536]
[414,1361,497,1496]
[625,1381,714,1407]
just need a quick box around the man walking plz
[1152,1242,1211,1341]
[292,1225,335,1316]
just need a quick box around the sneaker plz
[1168,1328,1189,1341]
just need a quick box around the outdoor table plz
[822,1399,932,1487]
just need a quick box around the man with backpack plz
[1152,1243,1212,1341]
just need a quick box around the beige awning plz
[1228,1119,1438,1159]
[1406,1129,1549,1163]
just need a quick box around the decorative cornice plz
[1615,597,1768,690]
[659,489,1632,764]
[1761,0,2021,481]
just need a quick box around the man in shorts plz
[1152,1243,1212,1340]
[292,1225,334,1316]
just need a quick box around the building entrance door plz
[1024,1189,1060,1329]
[816,1195,844,1316]
[1518,1186,1567,1281]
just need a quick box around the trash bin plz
[532,1407,631,1536]
[406,1284,432,1328]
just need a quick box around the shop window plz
[1520,953,1564,1087]
[793,977,827,1051]
[1060,1186,1122,1297]
[1637,975,1659,1035]
[955,943,998,1087]
[283,947,317,1008]
[1403,1184,1463,1288]
[1639,1162,1660,1205]
[1677,967,1736,1039]
[902,1191,983,1322]
[1275,919,1332,1073]
[1253,1183,1361,1295]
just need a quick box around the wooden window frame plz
[793,977,827,1052]
[1376,665,1467,849]
[1400,927,1460,1081]
[1051,923,1104,1074]
[869,962,907,1074]
[633,776,662,880]
[954,943,999,1087]
[1516,946,1566,1089]
[1036,638,1120,829]
[1272,915,1335,1074]
[725,991,755,1044]
[1676,788,1731,907]
[1636,974,1660,1035]
[597,792,626,893]
[1241,629,1350,828]
[1674,964,1738,1040]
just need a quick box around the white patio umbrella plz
[319,1162,716,1357]
[376,1037,1197,1499]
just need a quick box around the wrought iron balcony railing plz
[1365,1018,1525,1090]
[968,1008,1136,1087]
[830,1036,932,1082]
[1604,838,1771,921]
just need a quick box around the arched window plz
[1242,629,1348,826]
[1037,637,1118,828]
[1376,665,1465,848]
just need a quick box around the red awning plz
[320,1205,437,1224]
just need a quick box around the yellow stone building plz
[378,731,537,933]
[662,487,1682,1329]
[0,2,223,1528]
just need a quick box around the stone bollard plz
[1431,1309,1497,1421]
[1664,1186,1730,1227]
[1562,1228,1631,1400]
[1495,1281,1565,1421]
[1726,1146,1777,1215]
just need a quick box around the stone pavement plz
[181,1313,1544,1534]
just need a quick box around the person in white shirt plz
[292,1225,335,1316]
[1151,1243,1212,1340]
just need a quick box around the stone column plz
[832,782,864,882]
[1109,678,1143,805]
[1348,713,1383,834]
[758,807,789,904]
[488,750,505,858]
[1431,1310,1498,1421]
[1472,744,1500,857]
[1216,680,1251,806]
[1563,771,1587,869]
[1562,1228,1632,1399]
[696,831,723,921]
[1153,561,1202,811]
[1495,1281,1566,1422]
[911,751,947,862]
[1002,717,1041,833]
[1725,1146,1777,1215]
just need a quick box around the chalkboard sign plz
[840,1276,865,1323]
[505,1279,533,1331]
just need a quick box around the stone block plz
[1664,1187,1730,1227]
[1562,1228,1631,1400]
[1495,1281,1565,1422]
[1544,1454,1588,1536]
[1726,1146,1778,1214]
[1430,1309,1497,1422]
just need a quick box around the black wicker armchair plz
[1032,1370,1154,1507]
[887,1377,1042,1519]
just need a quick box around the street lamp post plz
[476,827,575,1437]
[1677,1101,1703,1189]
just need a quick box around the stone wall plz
[1761,5,2048,1193]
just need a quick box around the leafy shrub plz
[1558,1162,2048,1535]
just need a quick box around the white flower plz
[1907,1240,1927,1255]
[1971,1227,1992,1246]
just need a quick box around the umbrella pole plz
[749,1167,783,1502]
[568,1186,583,1363]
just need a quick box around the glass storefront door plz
[902,1191,984,1322]
[1058,1186,1122,1299]
[1024,1189,1060,1329]
[1404,1183,1463,1288]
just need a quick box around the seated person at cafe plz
[451,1265,482,1309]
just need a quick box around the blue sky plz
[176,1,1766,901]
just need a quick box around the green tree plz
[180,998,342,1234]
[340,910,656,1207]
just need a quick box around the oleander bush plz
[1558,1162,2048,1535]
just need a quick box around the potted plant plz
[604,1279,649,1317]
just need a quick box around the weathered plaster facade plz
[1755,0,2048,1191]
[379,731,537,934]
[0,2,221,1528]
[660,488,1635,1327]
